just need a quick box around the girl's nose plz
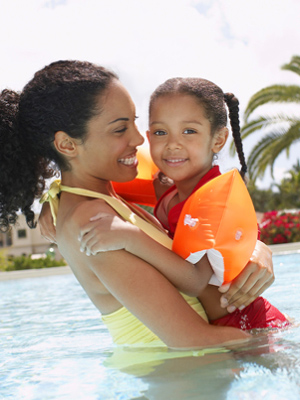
[166,135,182,150]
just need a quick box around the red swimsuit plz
[154,166,289,330]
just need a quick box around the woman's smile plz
[118,152,138,167]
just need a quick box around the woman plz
[0,60,273,348]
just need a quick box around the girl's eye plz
[183,129,196,134]
[153,130,167,136]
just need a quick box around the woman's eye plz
[115,127,128,133]
[183,129,196,134]
[153,130,167,136]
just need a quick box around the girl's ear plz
[146,130,150,143]
[212,127,229,153]
[53,131,78,157]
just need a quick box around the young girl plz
[79,77,289,330]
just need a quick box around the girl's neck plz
[174,184,193,204]
[173,167,213,204]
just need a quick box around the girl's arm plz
[78,212,213,297]
[79,213,275,312]
[152,171,174,200]
[67,202,250,349]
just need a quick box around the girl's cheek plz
[149,148,160,164]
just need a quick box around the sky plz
[1,0,300,188]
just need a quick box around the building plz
[0,214,62,259]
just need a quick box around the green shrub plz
[0,250,13,271]
[2,254,67,272]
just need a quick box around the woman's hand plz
[78,212,137,255]
[38,202,57,243]
[218,240,274,312]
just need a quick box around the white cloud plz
[1,0,299,187]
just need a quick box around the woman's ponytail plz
[0,89,44,230]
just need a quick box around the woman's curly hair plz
[0,60,117,231]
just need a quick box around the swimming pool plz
[1,253,300,400]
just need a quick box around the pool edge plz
[1,242,300,281]
[0,266,72,281]
[268,241,300,255]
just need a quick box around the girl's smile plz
[163,157,188,167]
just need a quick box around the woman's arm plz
[42,197,274,313]
[78,212,213,297]
[87,249,250,349]
[79,214,275,313]
[218,240,274,312]
[61,201,250,349]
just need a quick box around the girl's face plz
[77,80,144,185]
[147,93,227,190]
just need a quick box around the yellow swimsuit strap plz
[40,179,172,250]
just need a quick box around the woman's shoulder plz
[71,198,118,223]
[58,197,118,236]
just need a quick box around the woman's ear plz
[212,127,229,153]
[53,131,78,157]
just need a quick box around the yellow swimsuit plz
[41,180,208,347]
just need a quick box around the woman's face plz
[78,80,144,184]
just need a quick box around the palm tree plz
[271,160,300,209]
[231,55,300,181]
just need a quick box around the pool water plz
[1,253,300,400]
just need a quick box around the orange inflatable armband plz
[112,148,158,207]
[172,169,258,286]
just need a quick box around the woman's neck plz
[60,171,116,197]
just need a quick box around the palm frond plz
[233,56,300,183]
[229,115,299,155]
[244,85,300,122]
[247,122,300,180]
[247,132,283,180]
[282,55,300,77]
[229,116,276,156]
[268,123,300,169]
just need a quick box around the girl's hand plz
[38,202,57,243]
[78,212,137,256]
[218,240,274,312]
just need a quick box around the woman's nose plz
[132,125,145,147]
